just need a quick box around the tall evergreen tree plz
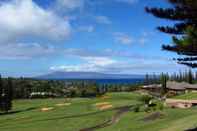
[145,73,149,85]
[187,69,193,84]
[146,0,197,67]
[0,75,3,111]
[160,73,167,95]
[0,78,13,113]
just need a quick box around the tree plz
[145,73,149,85]
[146,0,197,67]
[6,77,13,111]
[0,77,13,113]
[0,75,3,111]
[160,73,168,95]
[187,69,193,84]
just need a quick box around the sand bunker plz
[56,103,71,107]
[99,105,113,110]
[95,102,110,107]
[41,107,54,112]
[95,102,113,110]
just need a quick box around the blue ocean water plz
[64,79,145,84]
[95,79,144,84]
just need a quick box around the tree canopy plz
[146,0,197,67]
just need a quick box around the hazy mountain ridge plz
[36,71,145,79]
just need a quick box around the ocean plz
[64,78,145,84]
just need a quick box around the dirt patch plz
[56,103,71,107]
[79,105,132,131]
[41,107,54,112]
[143,112,165,122]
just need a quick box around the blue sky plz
[0,0,188,77]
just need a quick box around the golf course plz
[0,92,197,131]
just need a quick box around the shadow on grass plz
[0,105,133,130]
[80,105,133,131]
[0,107,114,129]
[36,105,133,122]
[185,128,197,131]
[0,107,38,116]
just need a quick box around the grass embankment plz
[173,92,197,100]
[0,92,197,131]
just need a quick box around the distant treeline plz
[1,77,143,100]
[0,77,143,112]
[144,69,195,85]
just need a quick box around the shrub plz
[139,95,153,105]
[157,102,164,111]
[133,104,141,112]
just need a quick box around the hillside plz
[36,71,145,80]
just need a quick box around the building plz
[166,81,187,94]
[141,84,162,92]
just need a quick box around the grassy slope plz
[173,92,197,100]
[0,92,197,131]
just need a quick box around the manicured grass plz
[1,92,197,131]
[173,92,197,100]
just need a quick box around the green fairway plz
[1,92,197,131]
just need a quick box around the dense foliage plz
[146,0,197,67]
[145,70,196,85]
[0,76,13,112]
[0,77,143,112]
[0,78,142,100]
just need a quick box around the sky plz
[0,0,189,77]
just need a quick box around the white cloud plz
[81,57,116,66]
[0,43,55,60]
[115,0,138,4]
[50,56,117,72]
[54,0,84,11]
[114,32,134,45]
[78,25,94,32]
[95,16,111,24]
[0,0,71,43]
[50,56,185,74]
[63,48,169,61]
[113,31,153,45]
[139,37,148,44]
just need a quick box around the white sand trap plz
[94,102,113,110]
[99,104,113,110]
[41,107,54,112]
[56,103,71,107]
[95,102,110,107]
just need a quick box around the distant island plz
[36,71,145,80]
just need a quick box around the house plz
[166,81,187,94]
[142,81,197,95]
[167,81,197,93]
[141,84,162,92]
[186,84,197,92]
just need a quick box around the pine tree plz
[146,0,197,67]
[145,73,149,85]
[160,73,168,95]
[0,75,3,111]
[187,69,193,84]
[0,78,13,113]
